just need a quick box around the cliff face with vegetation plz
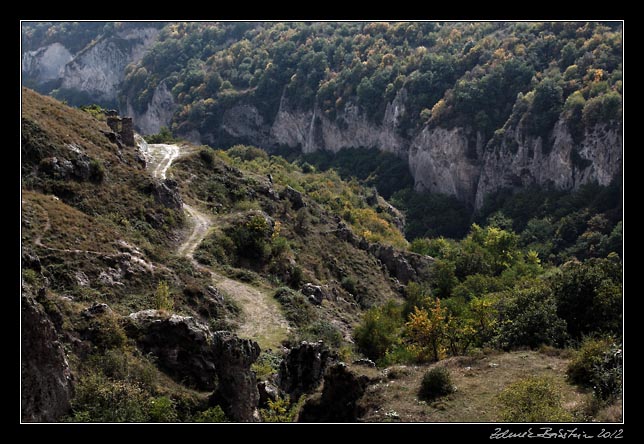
[22,21,622,207]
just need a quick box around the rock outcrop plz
[126,81,176,135]
[474,119,622,208]
[21,292,73,422]
[124,310,217,390]
[60,27,160,103]
[195,89,622,209]
[209,331,261,422]
[278,341,332,399]
[151,178,183,209]
[124,311,261,420]
[22,43,73,84]
[297,363,370,422]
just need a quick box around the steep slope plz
[22,89,430,422]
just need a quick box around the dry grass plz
[359,350,591,422]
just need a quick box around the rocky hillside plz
[21,88,432,422]
[22,21,622,208]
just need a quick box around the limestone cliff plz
[61,27,159,103]
[126,81,176,135]
[22,43,73,85]
[22,26,160,105]
[196,90,621,209]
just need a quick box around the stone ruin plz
[105,110,135,146]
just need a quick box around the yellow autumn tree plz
[405,299,447,362]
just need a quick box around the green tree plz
[354,301,403,362]
[551,257,622,339]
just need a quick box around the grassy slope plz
[359,350,590,422]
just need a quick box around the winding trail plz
[146,143,288,349]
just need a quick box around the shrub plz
[147,396,179,422]
[299,320,344,348]
[194,406,228,422]
[154,280,174,312]
[418,367,454,401]
[273,287,315,327]
[145,126,175,144]
[340,276,357,295]
[228,214,273,261]
[496,282,568,349]
[497,376,573,422]
[69,372,149,422]
[89,159,105,183]
[259,395,299,422]
[354,300,403,362]
[567,337,622,400]
[199,148,214,165]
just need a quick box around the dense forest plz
[116,21,621,142]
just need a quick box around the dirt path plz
[148,143,180,180]
[177,204,211,258]
[145,143,289,349]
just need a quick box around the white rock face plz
[270,89,408,155]
[60,27,160,102]
[408,126,481,205]
[127,81,176,135]
[218,90,622,208]
[474,119,622,208]
[22,43,73,82]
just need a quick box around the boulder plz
[210,331,261,422]
[81,302,113,318]
[284,185,306,209]
[124,309,217,390]
[21,292,73,422]
[301,283,329,305]
[278,341,332,399]
[297,363,370,422]
[257,380,279,408]
[151,179,183,209]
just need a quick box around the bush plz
[199,148,214,165]
[145,126,176,144]
[154,280,174,311]
[194,406,228,422]
[497,376,573,422]
[496,282,568,349]
[89,159,105,183]
[418,367,454,401]
[148,396,179,422]
[259,395,299,422]
[354,301,403,362]
[567,337,622,400]
[299,320,343,348]
[273,287,316,327]
[69,372,150,422]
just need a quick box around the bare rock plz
[297,363,370,422]
[210,331,261,422]
[301,283,329,305]
[284,186,306,209]
[278,341,332,399]
[257,380,279,408]
[81,302,113,318]
[21,292,73,422]
[151,178,183,209]
[124,309,217,390]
